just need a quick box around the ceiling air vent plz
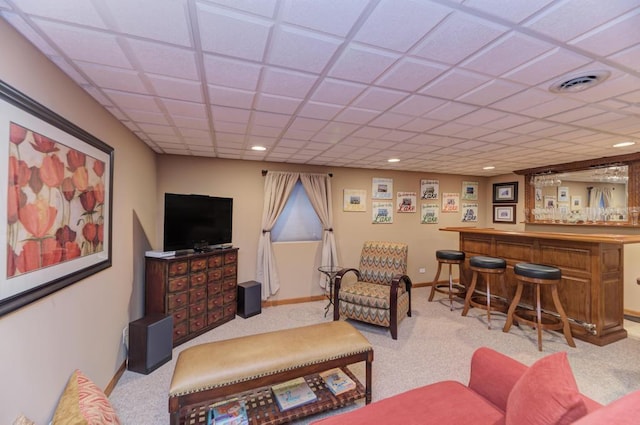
[549,70,611,93]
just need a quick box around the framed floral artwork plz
[1,81,113,316]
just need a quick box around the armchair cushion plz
[339,281,405,309]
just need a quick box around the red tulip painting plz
[7,122,106,278]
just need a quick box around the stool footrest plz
[513,308,564,331]
[469,295,509,313]
[433,283,465,296]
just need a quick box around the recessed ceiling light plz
[251,145,267,151]
[613,141,636,148]
[483,166,495,170]
[388,158,400,163]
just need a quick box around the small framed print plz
[493,204,516,224]
[343,189,366,212]
[571,195,582,211]
[558,186,569,202]
[493,181,518,203]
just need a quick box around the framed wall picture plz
[493,181,518,203]
[462,181,478,200]
[343,189,366,212]
[420,179,439,200]
[1,81,114,317]
[558,186,569,202]
[372,177,393,199]
[493,205,516,224]
[396,191,416,213]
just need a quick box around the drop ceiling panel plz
[3,0,639,175]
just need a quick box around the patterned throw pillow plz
[52,370,121,425]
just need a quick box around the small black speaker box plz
[128,314,173,374]
[237,281,261,318]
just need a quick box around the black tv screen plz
[163,193,233,252]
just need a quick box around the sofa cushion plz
[52,370,121,425]
[311,380,505,425]
[506,352,587,425]
[572,389,640,425]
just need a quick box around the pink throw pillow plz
[505,352,587,425]
[572,390,640,425]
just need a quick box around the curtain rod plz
[261,169,333,177]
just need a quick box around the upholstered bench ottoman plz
[169,321,374,425]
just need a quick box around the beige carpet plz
[109,287,640,424]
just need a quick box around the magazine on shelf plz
[206,398,248,425]
[319,368,356,395]
[271,377,318,411]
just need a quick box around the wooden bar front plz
[442,227,640,346]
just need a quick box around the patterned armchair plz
[333,241,412,339]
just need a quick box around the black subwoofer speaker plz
[128,314,173,374]
[237,280,261,318]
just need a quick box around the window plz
[271,181,322,242]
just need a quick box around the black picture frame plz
[493,204,517,224]
[1,80,114,317]
[493,181,518,203]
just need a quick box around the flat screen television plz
[163,193,233,252]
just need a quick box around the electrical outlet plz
[419,267,426,273]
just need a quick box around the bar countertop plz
[440,226,640,244]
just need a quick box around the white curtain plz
[300,173,338,289]
[588,187,612,209]
[256,171,299,299]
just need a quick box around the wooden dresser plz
[145,248,239,346]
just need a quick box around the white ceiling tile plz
[368,112,415,129]
[173,116,210,130]
[426,102,478,120]
[137,123,179,136]
[148,75,203,102]
[503,48,592,86]
[9,0,106,28]
[297,101,342,120]
[525,0,639,42]
[127,39,199,80]
[491,88,556,112]
[161,99,207,119]
[352,87,408,111]
[105,0,191,47]
[281,0,369,37]
[252,111,291,128]
[570,10,640,56]
[203,55,261,90]
[199,0,277,18]
[1,12,59,56]
[289,117,327,132]
[104,90,160,112]
[50,56,88,85]
[545,106,605,123]
[413,12,507,64]
[249,125,282,137]
[215,122,248,134]
[311,78,367,105]
[329,44,399,84]
[179,128,210,138]
[462,32,555,76]
[34,19,131,68]
[420,69,491,99]
[400,117,445,132]
[608,44,640,70]
[124,110,169,125]
[463,0,555,23]
[376,58,448,91]
[261,67,318,98]
[269,25,342,73]
[254,93,302,114]
[456,109,507,126]
[457,79,527,106]
[211,106,252,123]
[77,62,147,93]
[333,107,380,124]
[197,2,272,60]
[354,0,451,52]
[392,95,446,117]
[208,85,255,108]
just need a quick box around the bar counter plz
[441,227,640,346]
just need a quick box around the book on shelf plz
[319,368,357,396]
[271,377,318,411]
[206,398,248,425]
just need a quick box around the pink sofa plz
[312,347,640,425]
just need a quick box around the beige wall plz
[156,156,505,300]
[0,20,157,424]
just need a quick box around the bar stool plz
[428,250,465,311]
[461,256,507,329]
[503,262,576,351]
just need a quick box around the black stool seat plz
[514,263,561,280]
[435,250,465,261]
[470,256,506,269]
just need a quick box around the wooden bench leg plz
[365,354,373,404]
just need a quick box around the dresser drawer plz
[189,287,206,304]
[208,295,224,310]
[208,255,223,268]
[207,308,223,325]
[223,291,236,305]
[168,261,188,277]
[189,300,206,317]
[223,279,236,291]
[173,321,188,341]
[208,282,222,296]
[172,307,187,324]
[190,258,207,272]
[190,272,207,287]
[223,264,237,278]
[168,276,188,293]
[168,292,188,311]
[189,315,206,333]
[207,268,223,282]
[224,251,237,264]
[223,303,236,318]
